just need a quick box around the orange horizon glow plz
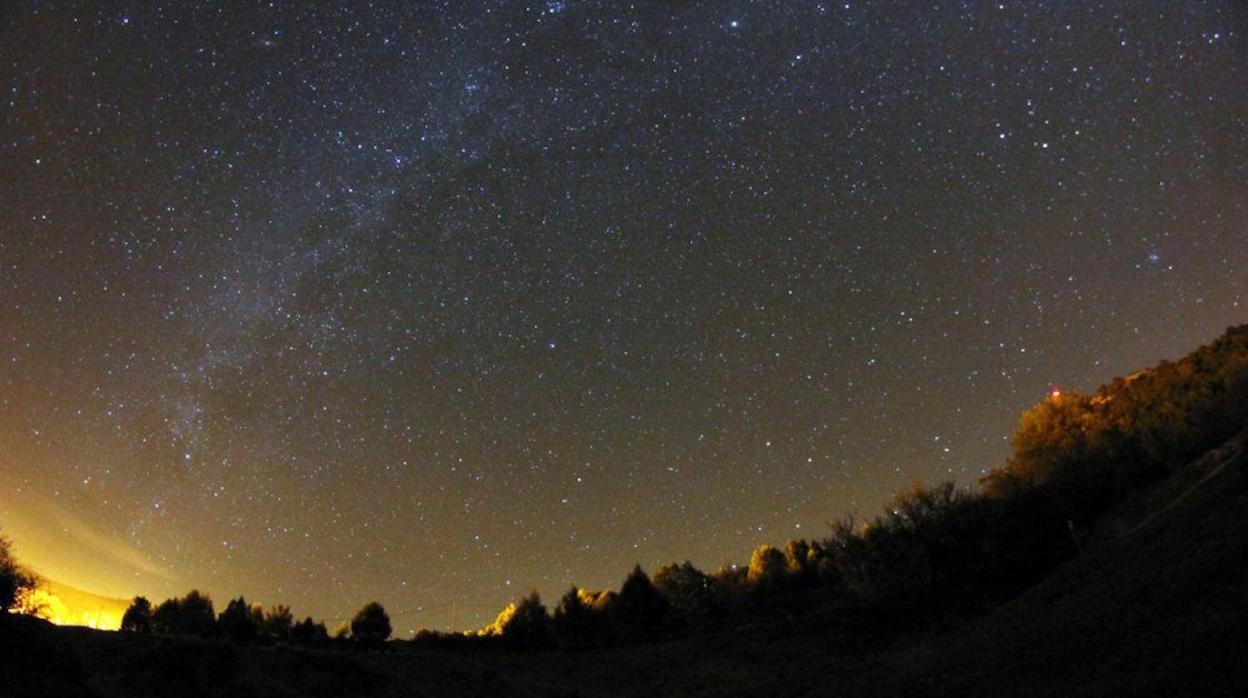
[15,580,128,631]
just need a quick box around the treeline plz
[415,325,1248,652]
[984,325,1248,520]
[18,325,1248,654]
[119,592,392,648]
[413,480,1074,652]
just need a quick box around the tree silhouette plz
[218,596,260,643]
[120,596,153,633]
[351,601,392,643]
[151,598,178,634]
[653,561,717,623]
[553,586,601,645]
[707,563,748,611]
[152,590,216,636]
[291,616,329,645]
[747,544,787,591]
[501,590,551,648]
[807,540,843,587]
[0,527,35,613]
[181,590,217,636]
[612,564,670,642]
[262,605,294,640]
[783,539,812,580]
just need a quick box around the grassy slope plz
[3,431,1247,697]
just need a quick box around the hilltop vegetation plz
[403,325,1248,653]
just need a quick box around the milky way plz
[1,1,1245,632]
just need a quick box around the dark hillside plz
[833,427,1248,697]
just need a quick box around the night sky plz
[1,1,1245,633]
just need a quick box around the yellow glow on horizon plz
[0,490,181,604]
[18,584,125,631]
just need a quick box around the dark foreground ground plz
[5,435,1248,697]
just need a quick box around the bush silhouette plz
[351,601,392,643]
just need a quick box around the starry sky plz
[1,1,1245,633]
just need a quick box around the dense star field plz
[0,1,1245,632]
